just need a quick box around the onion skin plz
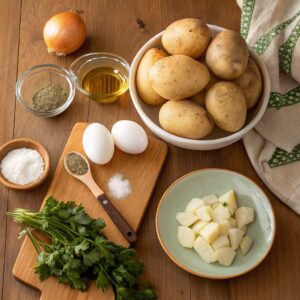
[43,11,87,55]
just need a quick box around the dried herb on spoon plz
[8,197,156,299]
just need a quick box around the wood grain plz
[0,0,22,298]
[1,0,300,300]
[3,1,91,299]
[12,122,167,299]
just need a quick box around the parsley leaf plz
[8,197,156,299]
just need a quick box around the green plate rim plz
[155,168,276,279]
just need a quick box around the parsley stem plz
[8,198,157,299]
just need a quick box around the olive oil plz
[82,67,128,103]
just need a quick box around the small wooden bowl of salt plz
[0,138,50,190]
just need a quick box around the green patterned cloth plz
[237,0,300,214]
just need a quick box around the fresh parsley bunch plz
[9,197,156,300]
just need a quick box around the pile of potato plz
[136,18,262,139]
[176,190,255,267]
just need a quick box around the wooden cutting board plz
[13,122,168,300]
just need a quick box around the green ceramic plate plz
[156,169,276,279]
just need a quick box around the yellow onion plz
[43,10,87,56]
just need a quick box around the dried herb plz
[30,83,68,112]
[8,197,156,299]
[66,153,88,175]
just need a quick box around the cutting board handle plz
[39,286,51,300]
[97,194,137,243]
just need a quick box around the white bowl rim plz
[129,24,270,147]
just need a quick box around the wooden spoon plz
[64,151,137,243]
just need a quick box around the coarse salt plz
[0,148,44,185]
[107,173,132,200]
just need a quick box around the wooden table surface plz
[1,1,299,299]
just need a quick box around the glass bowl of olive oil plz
[69,53,130,104]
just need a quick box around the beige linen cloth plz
[236,0,300,214]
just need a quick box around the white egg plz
[111,120,148,154]
[82,123,114,165]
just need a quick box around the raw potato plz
[136,48,168,105]
[191,221,208,234]
[176,212,198,226]
[150,55,210,100]
[240,225,248,235]
[218,190,237,215]
[228,228,244,250]
[210,204,230,223]
[175,190,256,266]
[200,222,220,243]
[214,247,236,266]
[211,203,220,209]
[191,72,220,107]
[205,82,247,133]
[162,18,212,58]
[190,90,207,107]
[206,30,249,79]
[211,235,230,250]
[240,236,253,255]
[193,236,216,263]
[196,205,212,222]
[235,207,254,228]
[202,194,218,205]
[219,220,231,235]
[228,217,237,228]
[177,226,195,248]
[159,100,214,139]
[185,198,205,213]
[233,58,262,109]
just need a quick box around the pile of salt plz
[0,148,44,185]
[107,173,132,200]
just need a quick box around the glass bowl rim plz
[69,52,130,99]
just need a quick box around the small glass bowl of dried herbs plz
[16,64,75,117]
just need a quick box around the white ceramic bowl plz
[129,24,270,150]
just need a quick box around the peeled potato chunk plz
[211,235,230,250]
[202,194,218,205]
[193,236,216,263]
[218,190,237,215]
[228,217,237,228]
[185,198,205,214]
[176,212,198,227]
[240,225,248,235]
[219,220,231,235]
[200,222,220,243]
[235,207,255,228]
[196,205,212,222]
[191,220,208,234]
[211,204,230,223]
[177,226,196,248]
[240,235,253,255]
[214,247,236,266]
[228,228,244,250]
[175,188,256,268]
[212,203,220,209]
